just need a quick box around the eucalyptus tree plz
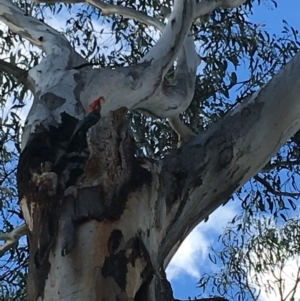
[0,0,300,300]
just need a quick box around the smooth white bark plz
[158,50,300,267]
[194,0,247,19]
[0,224,27,256]
[0,0,70,55]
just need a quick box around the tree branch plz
[0,59,29,86]
[157,50,300,268]
[254,174,300,198]
[31,0,165,31]
[0,0,75,57]
[141,0,194,76]
[88,0,164,31]
[165,33,200,144]
[65,0,243,128]
[175,298,228,301]
[194,0,247,19]
[31,0,246,30]
[0,224,27,256]
[84,0,200,122]
[261,159,300,172]
[78,0,198,120]
[13,0,248,149]
[0,0,246,61]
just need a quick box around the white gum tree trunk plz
[1,0,300,300]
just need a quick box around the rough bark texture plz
[18,107,159,300]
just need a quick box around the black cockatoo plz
[67,97,105,153]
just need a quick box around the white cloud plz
[166,226,209,281]
[167,200,300,301]
[166,201,238,281]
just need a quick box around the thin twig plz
[0,59,28,85]
[0,224,27,256]
[254,175,300,198]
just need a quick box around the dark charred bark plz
[17,105,153,300]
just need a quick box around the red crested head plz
[88,97,105,113]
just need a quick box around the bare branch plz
[0,0,74,57]
[194,0,247,19]
[89,0,247,31]
[166,33,201,144]
[31,0,246,29]
[0,224,27,256]
[158,50,300,267]
[32,0,164,31]
[261,159,300,172]
[141,0,194,73]
[254,175,300,198]
[168,115,195,147]
[166,42,198,139]
[77,0,199,121]
[88,0,164,31]
[0,59,29,86]
[93,1,200,121]
[175,298,228,301]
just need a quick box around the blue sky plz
[167,202,238,299]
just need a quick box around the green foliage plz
[0,107,27,299]
[1,0,300,299]
[199,216,300,301]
